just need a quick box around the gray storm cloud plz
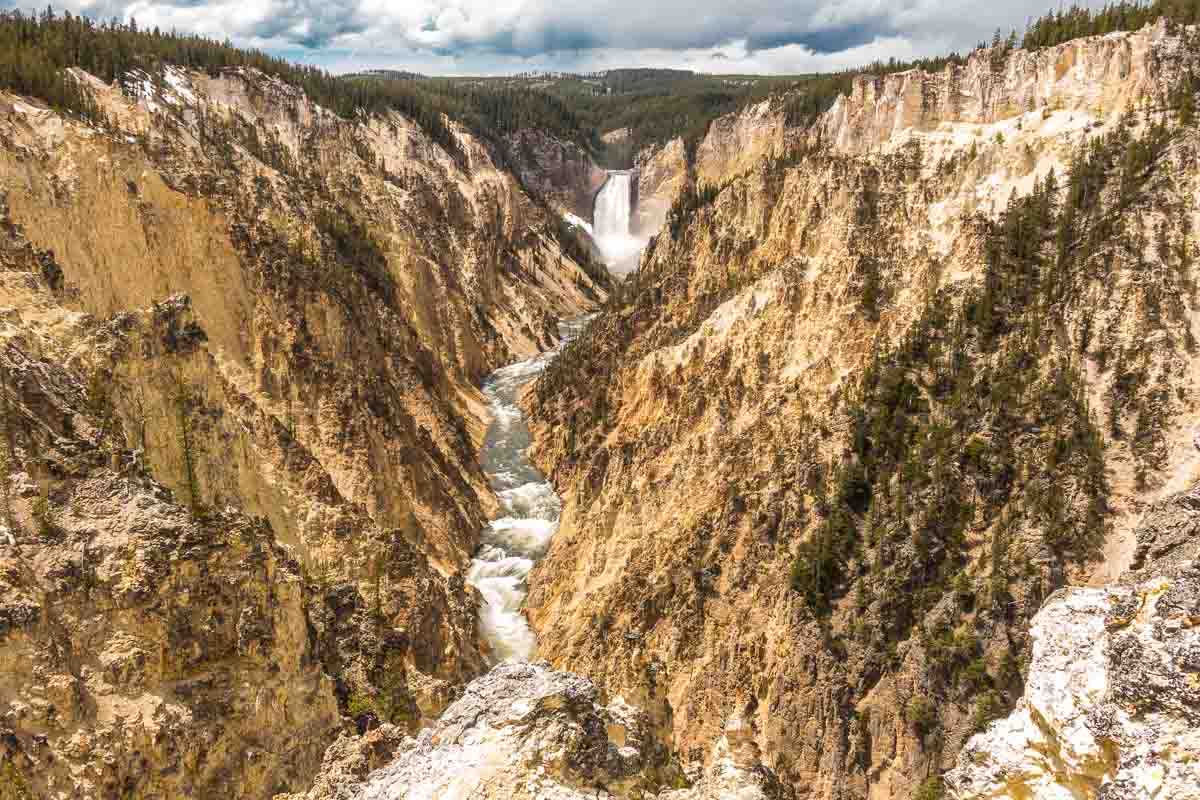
[2,0,1109,71]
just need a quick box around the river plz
[466,316,591,663]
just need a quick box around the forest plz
[1022,0,1200,48]
[402,69,808,168]
[0,9,595,165]
[4,1,1198,171]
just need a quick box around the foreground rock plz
[947,485,1200,798]
[283,662,789,800]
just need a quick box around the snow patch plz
[162,66,196,105]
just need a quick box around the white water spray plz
[593,171,645,272]
[467,317,591,663]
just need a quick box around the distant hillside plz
[353,69,803,168]
[348,68,428,80]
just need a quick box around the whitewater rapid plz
[467,317,591,663]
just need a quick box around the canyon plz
[0,11,1198,800]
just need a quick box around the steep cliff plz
[0,61,607,797]
[633,100,789,236]
[503,128,608,221]
[526,21,1200,798]
[947,483,1200,799]
[821,19,1187,153]
[0,244,342,798]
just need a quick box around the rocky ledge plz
[283,661,789,800]
[947,485,1200,799]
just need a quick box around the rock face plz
[283,662,787,800]
[822,19,1186,153]
[0,64,606,797]
[947,485,1200,799]
[694,100,789,183]
[504,129,608,220]
[633,137,687,234]
[635,19,1190,238]
[0,291,341,798]
[525,22,1200,799]
[633,100,788,235]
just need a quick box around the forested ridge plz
[0,8,599,168]
[4,1,1199,172]
[395,69,808,168]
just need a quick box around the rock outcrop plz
[0,280,341,798]
[947,484,1200,799]
[822,19,1189,153]
[281,662,787,800]
[633,137,687,234]
[504,129,608,221]
[633,100,788,235]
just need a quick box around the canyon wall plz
[633,100,789,236]
[3,19,1198,800]
[635,19,1189,241]
[526,21,1200,798]
[0,65,606,797]
[822,19,1186,153]
[503,128,608,221]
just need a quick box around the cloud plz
[8,0,1112,73]
[746,24,886,55]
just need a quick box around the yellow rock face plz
[523,21,1200,799]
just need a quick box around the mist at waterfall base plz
[593,171,647,274]
[467,317,591,663]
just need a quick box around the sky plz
[3,0,1111,76]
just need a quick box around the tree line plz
[0,9,589,165]
[428,69,809,168]
[1022,1,1200,49]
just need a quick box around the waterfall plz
[592,171,644,272]
[594,172,632,241]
